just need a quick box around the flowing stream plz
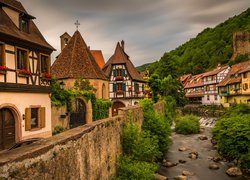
[157,117,248,180]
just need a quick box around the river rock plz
[178,147,188,152]
[211,138,217,145]
[179,159,186,163]
[163,161,178,167]
[173,175,187,180]
[199,135,208,140]
[209,163,220,170]
[188,151,198,159]
[182,170,194,176]
[155,173,168,180]
[226,167,242,177]
[212,155,223,162]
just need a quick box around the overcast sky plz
[19,0,250,66]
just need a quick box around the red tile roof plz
[0,1,54,51]
[202,65,229,77]
[51,31,108,80]
[184,73,205,88]
[103,42,145,82]
[218,60,250,87]
[90,50,105,69]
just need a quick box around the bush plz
[140,99,171,156]
[175,115,200,134]
[52,125,65,135]
[213,112,250,168]
[123,122,161,162]
[117,155,158,180]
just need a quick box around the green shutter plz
[113,70,117,77]
[122,69,126,77]
[123,83,126,91]
[113,84,116,92]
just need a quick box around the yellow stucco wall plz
[221,95,250,107]
[242,72,250,94]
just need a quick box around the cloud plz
[19,0,250,66]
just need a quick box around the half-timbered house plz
[102,41,146,116]
[0,0,54,150]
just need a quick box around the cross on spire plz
[74,20,80,30]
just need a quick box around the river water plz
[157,117,248,180]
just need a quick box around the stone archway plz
[0,104,22,150]
[112,101,125,116]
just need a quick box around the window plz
[206,86,210,91]
[25,107,45,131]
[117,83,123,91]
[215,95,218,101]
[207,95,210,101]
[17,48,28,70]
[41,55,49,73]
[20,18,29,33]
[243,83,248,90]
[31,108,39,129]
[0,44,4,66]
[243,72,248,79]
[113,68,126,77]
[135,83,139,93]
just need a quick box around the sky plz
[19,0,250,67]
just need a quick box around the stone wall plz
[181,104,225,117]
[231,32,250,60]
[51,104,70,130]
[0,105,146,179]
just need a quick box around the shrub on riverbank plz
[175,115,200,134]
[213,104,250,168]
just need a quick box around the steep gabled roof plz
[0,0,27,14]
[218,60,250,87]
[184,73,205,88]
[0,2,54,51]
[51,31,108,80]
[202,65,229,77]
[90,50,105,69]
[103,42,145,82]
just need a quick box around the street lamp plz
[59,80,65,90]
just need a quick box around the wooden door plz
[0,108,16,150]
[70,99,86,129]
[112,101,125,116]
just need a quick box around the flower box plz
[41,72,52,80]
[115,76,124,81]
[0,66,8,74]
[18,69,31,77]
[116,90,124,95]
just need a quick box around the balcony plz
[115,76,124,81]
[186,91,204,97]
[220,91,229,96]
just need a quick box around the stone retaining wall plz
[0,104,150,179]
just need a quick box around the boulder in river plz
[212,155,223,162]
[173,175,187,180]
[188,151,198,159]
[199,135,208,140]
[179,159,186,163]
[178,147,188,152]
[226,167,242,177]
[182,170,195,176]
[162,161,178,168]
[209,163,220,170]
[155,173,168,180]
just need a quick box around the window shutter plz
[122,69,126,77]
[40,107,46,128]
[123,83,126,91]
[25,108,31,131]
[113,70,117,77]
[142,84,144,92]
[113,83,117,92]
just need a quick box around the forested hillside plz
[137,8,250,78]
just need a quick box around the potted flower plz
[116,90,124,95]
[18,69,31,77]
[0,65,8,74]
[115,76,124,81]
[41,72,52,79]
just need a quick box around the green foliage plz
[164,96,177,125]
[117,155,158,180]
[136,63,153,72]
[229,54,250,66]
[213,104,250,168]
[73,78,96,92]
[51,78,72,111]
[52,125,65,135]
[143,8,250,75]
[123,122,161,162]
[140,99,171,156]
[175,115,200,135]
[93,99,112,121]
[148,74,161,102]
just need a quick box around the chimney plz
[121,40,125,50]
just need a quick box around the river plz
[157,117,248,180]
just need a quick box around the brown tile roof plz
[184,73,205,88]
[0,5,54,50]
[51,31,108,80]
[218,60,250,87]
[0,0,27,14]
[202,65,229,77]
[90,50,105,69]
[103,42,145,82]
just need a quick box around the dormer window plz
[20,17,29,33]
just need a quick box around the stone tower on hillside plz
[231,32,250,60]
